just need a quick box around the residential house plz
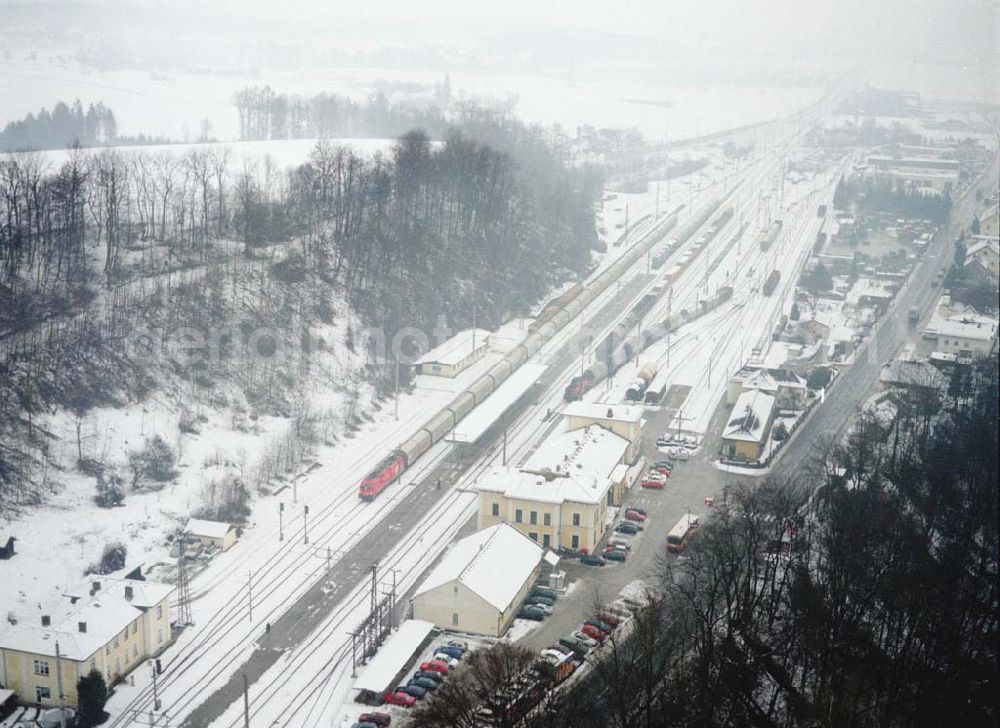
[721,390,776,461]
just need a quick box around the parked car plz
[432,653,459,668]
[640,479,665,490]
[644,470,667,481]
[615,522,639,535]
[413,670,443,683]
[518,606,546,621]
[595,612,623,627]
[526,594,555,607]
[352,722,377,728]
[605,549,627,562]
[408,677,439,692]
[559,638,590,658]
[358,714,391,727]
[624,510,646,522]
[650,465,671,476]
[447,639,469,650]
[652,460,674,471]
[547,643,572,656]
[540,649,566,665]
[670,449,690,461]
[419,660,449,675]
[531,587,558,601]
[608,537,632,550]
[580,624,606,643]
[435,645,464,660]
[571,631,599,648]
[383,691,416,707]
[580,554,607,567]
[656,435,673,447]
[526,601,553,616]
[395,684,426,700]
[585,618,614,633]
[626,506,648,516]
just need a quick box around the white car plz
[645,470,667,482]
[669,449,690,461]
[539,649,566,665]
[432,653,460,668]
[528,602,554,616]
[571,631,599,648]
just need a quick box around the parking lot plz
[517,395,740,652]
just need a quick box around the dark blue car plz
[436,645,464,660]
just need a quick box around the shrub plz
[807,367,833,390]
[94,471,125,508]
[128,435,177,489]
[86,541,127,575]
[773,421,790,441]
[76,669,109,727]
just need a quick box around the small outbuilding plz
[414,328,491,378]
[722,390,776,462]
[0,536,16,560]
[184,519,237,552]
[412,523,552,637]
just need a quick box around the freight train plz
[758,220,783,252]
[359,197,723,499]
[625,363,657,401]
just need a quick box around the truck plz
[817,204,827,217]
[908,306,919,325]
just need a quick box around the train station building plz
[475,424,632,553]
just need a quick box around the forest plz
[0,100,119,152]
[409,355,999,728]
[0,105,601,513]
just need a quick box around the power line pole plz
[303,505,310,545]
[242,673,250,728]
[151,662,161,711]
[55,642,67,728]
[393,358,399,421]
[176,536,192,626]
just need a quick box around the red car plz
[640,479,665,489]
[383,691,416,707]
[358,713,392,726]
[624,510,646,522]
[581,624,606,643]
[650,466,671,476]
[419,660,449,675]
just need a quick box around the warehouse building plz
[185,518,238,552]
[412,524,554,637]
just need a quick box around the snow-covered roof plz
[523,424,628,482]
[448,364,547,443]
[64,576,174,610]
[0,594,146,661]
[936,317,997,342]
[722,390,775,444]
[353,620,435,694]
[880,359,948,390]
[185,518,235,539]
[414,524,547,612]
[965,238,999,260]
[414,328,491,367]
[562,401,644,424]
[731,366,806,392]
[477,465,612,506]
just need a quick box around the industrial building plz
[414,328,491,377]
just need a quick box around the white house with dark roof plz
[412,523,554,636]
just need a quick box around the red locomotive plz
[359,451,408,500]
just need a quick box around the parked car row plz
[382,640,469,709]
[640,458,674,489]
[517,585,560,621]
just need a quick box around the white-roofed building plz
[414,328,491,377]
[727,366,808,410]
[561,402,644,462]
[721,390,776,461]
[185,518,237,551]
[934,317,997,357]
[412,524,552,637]
[0,576,173,708]
[963,237,999,281]
[484,424,631,551]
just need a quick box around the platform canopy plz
[447,364,547,443]
[353,619,435,694]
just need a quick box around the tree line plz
[231,85,451,142]
[409,355,998,727]
[0,100,119,152]
[0,106,601,514]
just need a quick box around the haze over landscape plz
[0,2,997,727]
